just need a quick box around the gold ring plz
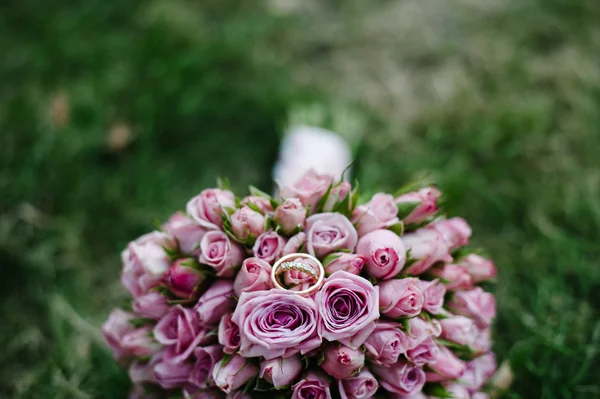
[271,253,325,296]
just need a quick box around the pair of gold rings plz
[270,253,325,296]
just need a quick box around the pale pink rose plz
[395,187,441,225]
[323,181,352,212]
[363,321,410,365]
[195,280,236,327]
[154,305,210,364]
[305,213,358,258]
[133,291,169,320]
[315,271,379,349]
[199,231,244,277]
[405,317,442,350]
[218,314,241,354]
[121,231,172,298]
[121,326,161,357]
[212,354,258,394]
[372,360,426,395]
[420,279,446,314]
[320,343,365,380]
[425,346,467,382]
[280,169,334,212]
[456,254,497,282]
[282,232,306,255]
[291,371,332,399]
[447,287,496,328]
[260,355,303,389]
[233,257,273,297]
[338,369,378,399]
[129,360,155,384]
[324,253,367,276]
[402,228,452,275]
[102,309,136,361]
[440,316,478,347]
[405,336,439,367]
[379,278,424,318]
[232,290,322,359]
[253,231,286,263]
[153,353,194,389]
[471,327,492,355]
[427,217,472,250]
[189,345,224,389]
[163,212,207,255]
[186,188,235,230]
[431,264,473,290]
[460,353,496,394]
[353,193,400,236]
[444,383,470,399]
[241,195,274,214]
[164,258,208,299]
[356,229,406,279]
[230,206,266,241]
[274,198,307,235]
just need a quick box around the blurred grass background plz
[1,0,600,398]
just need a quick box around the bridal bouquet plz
[103,170,497,399]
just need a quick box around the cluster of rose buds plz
[103,170,498,399]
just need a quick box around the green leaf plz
[314,183,333,214]
[388,221,405,236]
[350,180,360,209]
[249,185,272,198]
[400,318,412,335]
[393,175,435,197]
[129,318,155,328]
[423,383,453,398]
[396,201,421,220]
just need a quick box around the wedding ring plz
[271,253,325,296]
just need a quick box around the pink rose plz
[379,278,424,318]
[212,354,258,394]
[405,317,442,350]
[291,371,332,399]
[133,291,169,320]
[283,232,306,255]
[353,193,400,236]
[440,316,478,346]
[356,229,406,279]
[121,326,161,357]
[241,195,274,214]
[260,355,303,389]
[199,231,244,277]
[320,342,365,380]
[420,279,446,314]
[456,254,497,282]
[395,187,441,225]
[425,346,467,382]
[153,353,194,389]
[431,264,473,290]
[253,231,286,263]
[218,314,241,354]
[129,360,155,384]
[316,271,379,349]
[195,280,236,327]
[186,188,235,230]
[405,336,439,366]
[102,309,135,361]
[324,253,367,276]
[460,353,496,393]
[232,290,322,359]
[154,306,210,364]
[323,181,352,212]
[230,206,266,241]
[163,212,207,255]
[444,383,471,399]
[338,369,378,399]
[281,169,333,211]
[164,258,208,299]
[447,287,496,328]
[427,217,472,250]
[274,198,307,235]
[372,360,426,395]
[189,345,224,389]
[471,327,492,355]
[363,321,409,365]
[283,266,316,292]
[233,257,273,297]
[402,228,452,275]
[305,213,358,258]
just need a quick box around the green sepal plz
[451,246,487,260]
[249,185,271,198]
[217,177,230,190]
[314,183,333,214]
[400,318,412,335]
[129,318,155,328]
[423,383,453,398]
[393,175,435,197]
[396,201,421,220]
[350,180,360,209]
[322,253,343,267]
[388,221,405,236]
[316,350,325,366]
[245,201,263,214]
[338,160,356,183]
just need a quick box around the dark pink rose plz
[253,231,286,263]
[459,353,496,393]
[372,360,426,395]
[431,264,473,290]
[402,228,452,275]
[456,254,497,282]
[395,187,441,225]
[164,258,208,299]
[154,305,210,364]
[425,346,467,382]
[281,169,333,211]
[186,188,235,230]
[241,195,274,214]
[305,213,358,258]
[324,253,367,276]
[274,198,307,235]
[338,369,378,399]
[163,212,207,256]
[379,278,424,318]
[363,321,409,365]
[102,309,136,361]
[218,314,241,354]
[315,271,379,349]
[195,280,236,327]
[260,355,303,389]
[353,193,400,236]
[230,206,266,241]
[440,316,478,346]
[234,257,272,297]
[232,290,322,359]
[189,345,224,389]
[133,291,169,320]
[129,360,155,384]
[199,231,244,278]
[323,181,352,212]
[282,232,307,255]
[447,287,496,328]
[356,229,406,280]
[121,326,161,357]
[427,217,472,250]
[291,371,332,399]
[405,336,439,367]
[212,354,258,394]
[420,279,446,315]
[320,342,365,380]
[405,317,442,350]
[153,353,194,389]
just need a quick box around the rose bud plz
[280,169,333,212]
[163,212,206,256]
[102,309,136,361]
[233,257,272,297]
[186,188,235,230]
[253,230,286,263]
[283,232,306,255]
[447,287,496,328]
[320,343,365,380]
[440,316,478,346]
[460,352,496,393]
[379,278,424,318]
[189,345,224,389]
[363,321,409,365]
[164,258,207,299]
[444,383,471,399]
[121,326,161,357]
[405,317,442,350]
[283,267,316,292]
[405,336,439,366]
[425,345,467,382]
[212,354,259,394]
[230,206,266,241]
[395,187,441,225]
[427,217,472,250]
[241,195,274,214]
[353,193,400,236]
[420,279,446,315]
[218,314,241,354]
[456,254,497,282]
[133,291,169,320]
[129,360,155,384]
[274,198,307,235]
[323,181,352,212]
[153,354,193,389]
[356,229,406,279]
[260,355,303,389]
[199,231,245,277]
[372,360,426,395]
[431,264,473,290]
[324,253,367,276]
[401,228,452,275]
[338,369,378,399]
[305,213,358,258]
[291,371,332,399]
[195,279,236,327]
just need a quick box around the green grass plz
[1,0,600,398]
